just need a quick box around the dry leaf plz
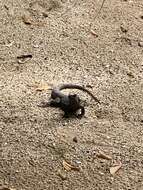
[110,161,122,175]
[27,81,52,91]
[36,83,50,91]
[63,160,73,171]
[63,160,79,171]
[97,151,112,160]
[90,30,98,37]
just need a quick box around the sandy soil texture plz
[0,0,143,189]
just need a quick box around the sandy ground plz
[0,0,143,189]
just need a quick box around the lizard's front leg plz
[38,97,61,108]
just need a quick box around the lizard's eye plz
[55,97,61,103]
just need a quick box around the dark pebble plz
[73,137,78,143]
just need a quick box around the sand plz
[0,0,143,189]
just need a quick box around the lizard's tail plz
[58,84,100,103]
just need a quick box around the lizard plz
[42,84,100,118]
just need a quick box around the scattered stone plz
[57,169,67,180]
[126,71,134,78]
[42,12,48,18]
[138,41,143,47]
[120,25,128,33]
[22,15,33,25]
[73,136,78,143]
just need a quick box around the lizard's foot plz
[75,106,85,118]
[37,101,51,108]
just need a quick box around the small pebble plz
[120,26,128,33]
[138,41,143,47]
[73,137,78,143]
[127,71,134,78]
[57,170,67,180]
[75,160,81,164]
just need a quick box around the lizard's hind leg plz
[75,106,85,118]
[63,106,85,118]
